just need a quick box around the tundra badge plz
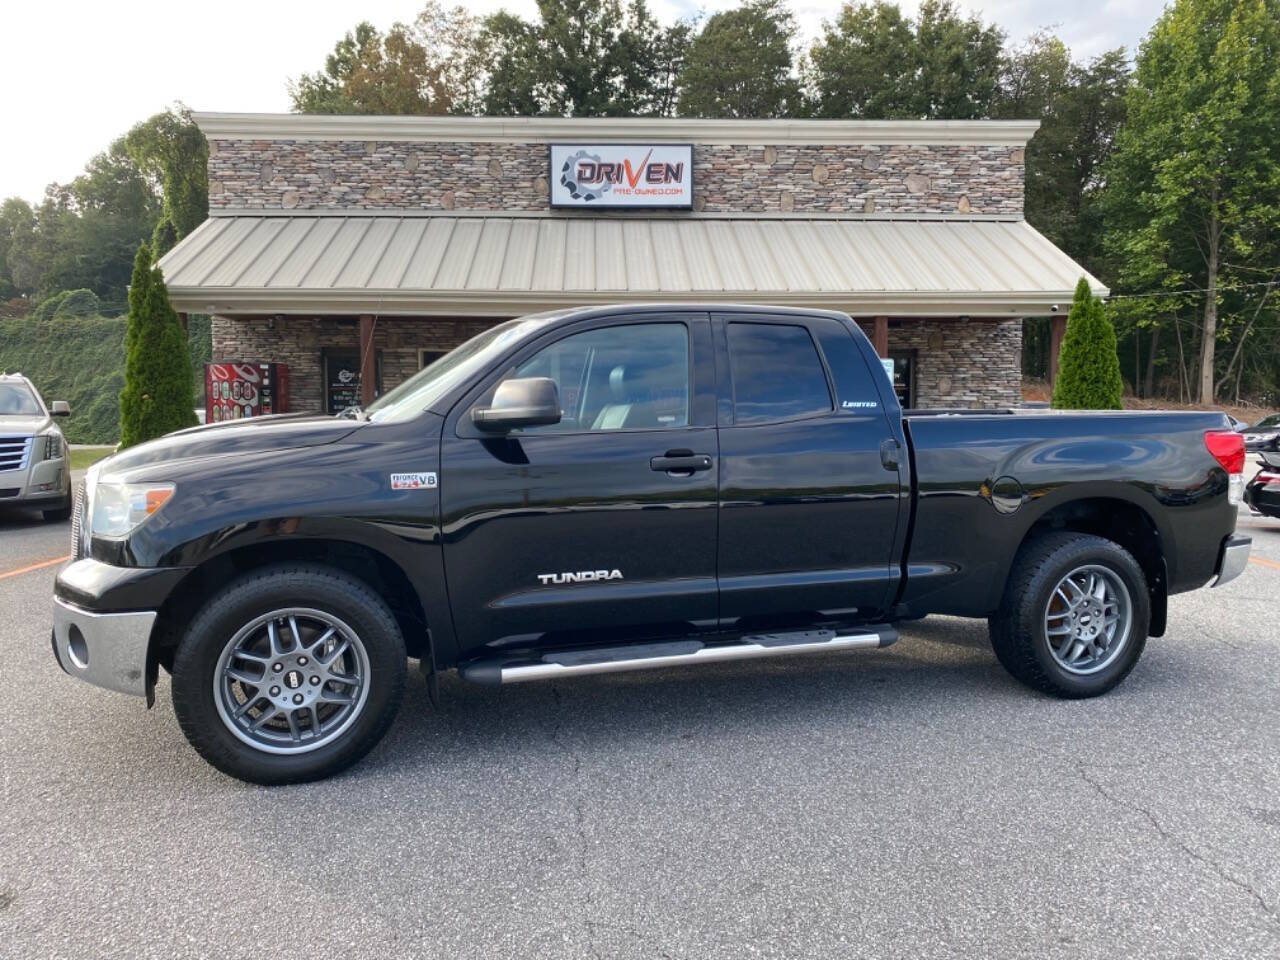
[538,570,624,585]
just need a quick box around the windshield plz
[1250,414,1280,430]
[365,313,566,423]
[0,382,41,416]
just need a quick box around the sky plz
[0,0,1168,203]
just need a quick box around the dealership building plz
[160,112,1103,413]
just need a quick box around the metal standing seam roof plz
[158,214,1106,317]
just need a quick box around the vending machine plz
[204,362,290,423]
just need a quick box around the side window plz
[726,322,833,424]
[507,322,690,433]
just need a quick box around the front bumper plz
[0,457,69,505]
[1212,534,1252,587]
[51,597,156,698]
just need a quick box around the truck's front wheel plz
[172,564,407,785]
[989,532,1149,698]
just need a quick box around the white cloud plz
[0,0,1164,203]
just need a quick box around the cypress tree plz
[118,243,197,447]
[1051,277,1124,410]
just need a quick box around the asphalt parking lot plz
[2,499,1278,959]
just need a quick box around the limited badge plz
[390,472,438,490]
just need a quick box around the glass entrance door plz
[888,349,915,409]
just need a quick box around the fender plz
[89,416,462,665]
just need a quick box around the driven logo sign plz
[549,144,693,209]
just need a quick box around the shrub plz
[32,291,70,322]
[54,288,100,318]
[118,244,197,448]
[31,289,101,321]
[1052,277,1124,410]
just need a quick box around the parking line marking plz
[1249,555,1280,571]
[0,555,69,581]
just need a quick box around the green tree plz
[118,244,197,448]
[915,0,1005,119]
[1052,278,1124,409]
[996,36,1130,266]
[676,0,800,118]
[480,0,687,116]
[1101,0,1280,404]
[289,5,482,117]
[0,198,39,299]
[807,1,918,117]
[124,107,209,257]
[291,22,381,113]
[807,0,1004,119]
[1,139,159,306]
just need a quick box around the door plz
[714,314,905,627]
[440,314,719,657]
[888,349,915,409]
[323,349,362,415]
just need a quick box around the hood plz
[0,414,53,436]
[101,413,363,476]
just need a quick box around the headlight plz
[35,431,63,462]
[90,482,175,538]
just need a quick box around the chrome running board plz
[458,626,897,685]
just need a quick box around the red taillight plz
[1258,472,1280,485]
[1205,431,1245,474]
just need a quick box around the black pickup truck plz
[52,305,1252,784]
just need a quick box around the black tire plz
[989,532,1149,699]
[43,489,72,522]
[172,564,406,785]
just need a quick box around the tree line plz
[2,0,1277,407]
[0,107,207,313]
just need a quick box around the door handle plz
[879,438,901,472]
[650,450,713,473]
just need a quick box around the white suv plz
[0,373,72,521]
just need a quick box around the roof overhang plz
[160,212,1104,319]
[194,112,1040,147]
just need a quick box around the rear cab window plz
[726,322,833,424]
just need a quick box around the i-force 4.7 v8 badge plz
[537,570,623,585]
[390,472,437,490]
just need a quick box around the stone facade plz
[207,139,1024,217]
[201,120,1032,409]
[214,314,1021,413]
[885,318,1023,408]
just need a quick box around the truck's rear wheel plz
[989,532,1149,698]
[172,564,406,784]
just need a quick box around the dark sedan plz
[1242,413,1280,452]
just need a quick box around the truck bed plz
[897,409,1238,618]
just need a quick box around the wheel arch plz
[150,538,432,676]
[1006,495,1168,637]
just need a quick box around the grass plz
[68,447,115,470]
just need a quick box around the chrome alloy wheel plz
[1044,565,1133,675]
[213,608,371,755]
